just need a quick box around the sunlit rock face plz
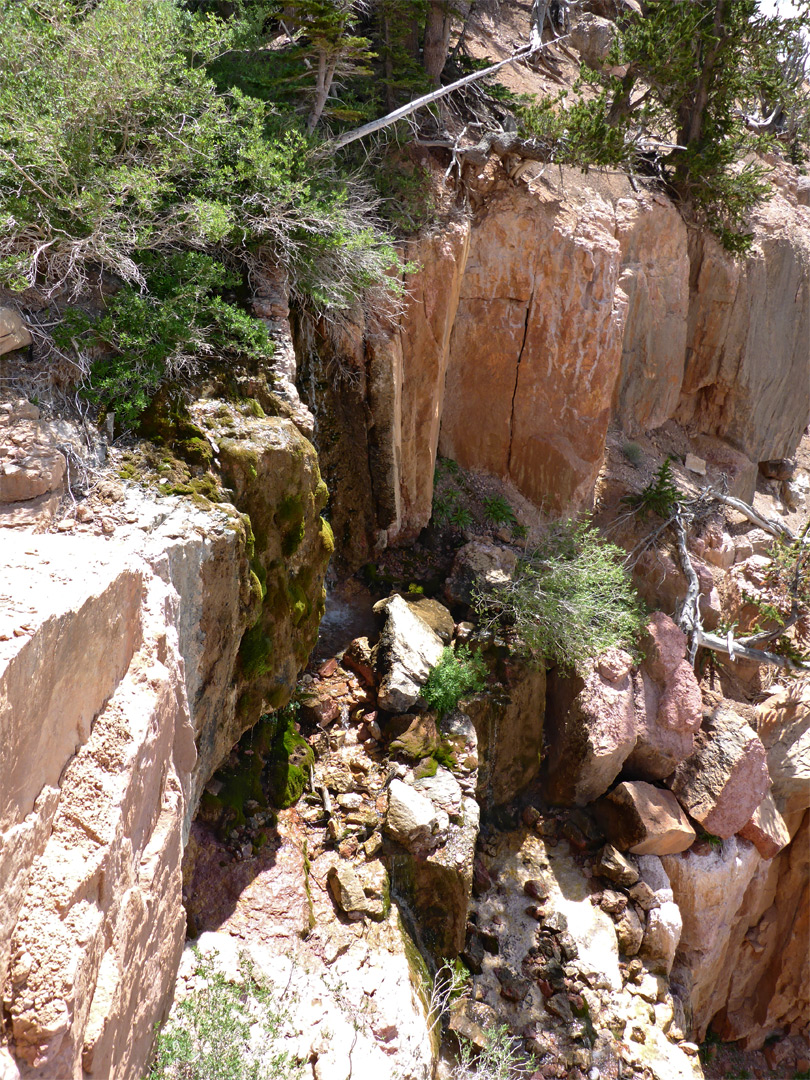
[319,163,808,556]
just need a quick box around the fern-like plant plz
[422,645,487,717]
[623,458,682,519]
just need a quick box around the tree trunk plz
[307,52,338,131]
[423,0,453,86]
[677,0,728,151]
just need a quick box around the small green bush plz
[621,441,644,467]
[449,505,474,531]
[474,518,644,674]
[623,457,682,519]
[147,949,304,1080]
[451,1022,535,1079]
[422,645,487,718]
[483,495,516,527]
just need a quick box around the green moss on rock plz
[265,721,314,809]
[239,621,274,679]
[281,518,307,557]
[320,517,335,557]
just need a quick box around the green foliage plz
[371,0,431,109]
[515,1,810,250]
[0,0,401,422]
[422,645,487,718]
[697,829,723,849]
[147,949,304,1080]
[449,504,474,531]
[621,441,644,467]
[374,158,437,233]
[55,252,273,429]
[483,495,517,527]
[451,1023,535,1079]
[623,458,682,519]
[474,519,644,674]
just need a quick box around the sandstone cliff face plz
[302,163,810,562]
[676,192,810,463]
[0,397,332,1079]
[0,532,196,1079]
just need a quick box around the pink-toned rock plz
[703,531,736,570]
[544,651,636,806]
[598,648,634,683]
[395,222,470,537]
[641,612,689,684]
[613,193,690,434]
[669,706,770,838]
[657,662,703,735]
[739,792,791,859]
[626,664,703,781]
[625,614,703,780]
[756,685,810,835]
[0,406,66,517]
[439,180,628,514]
[595,781,696,855]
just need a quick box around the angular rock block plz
[372,594,444,712]
[544,648,636,805]
[738,792,791,859]
[402,594,455,642]
[384,778,447,855]
[668,706,770,838]
[465,658,545,806]
[595,781,695,855]
[0,308,32,356]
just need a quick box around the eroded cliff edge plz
[302,160,810,570]
[0,396,332,1078]
[0,152,808,1080]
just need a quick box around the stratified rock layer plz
[0,399,332,1079]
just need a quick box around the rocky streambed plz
[171,576,810,1080]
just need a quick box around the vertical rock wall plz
[0,400,332,1079]
[302,162,810,565]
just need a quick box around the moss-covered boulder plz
[264,720,314,808]
[186,396,332,729]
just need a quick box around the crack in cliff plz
[506,297,533,475]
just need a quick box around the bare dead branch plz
[327,34,570,152]
[707,488,795,542]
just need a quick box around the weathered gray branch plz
[694,629,809,671]
[707,488,795,542]
[327,35,569,151]
[673,509,703,664]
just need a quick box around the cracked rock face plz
[1,535,194,1080]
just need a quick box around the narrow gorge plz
[1,2,809,1078]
